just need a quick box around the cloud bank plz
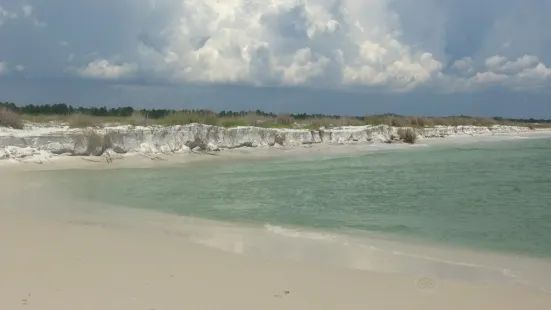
[1,0,551,93]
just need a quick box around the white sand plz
[2,128,551,172]
[2,209,551,310]
[2,122,549,165]
[1,167,551,310]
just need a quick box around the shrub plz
[0,107,23,129]
[262,122,294,128]
[276,113,293,125]
[245,112,263,126]
[158,112,219,126]
[305,119,326,130]
[363,114,386,125]
[129,111,152,126]
[397,128,417,144]
[220,118,249,127]
[389,116,407,127]
[337,117,364,127]
[157,112,195,125]
[305,118,334,129]
[202,114,219,126]
[72,129,107,156]
[416,117,434,127]
[68,113,102,128]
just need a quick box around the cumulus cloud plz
[451,57,475,75]
[441,55,551,92]
[133,0,445,91]
[1,0,551,93]
[76,59,137,80]
[125,0,551,92]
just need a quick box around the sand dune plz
[1,122,545,164]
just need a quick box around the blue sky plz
[1,0,550,118]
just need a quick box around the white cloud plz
[488,55,540,74]
[20,4,47,27]
[280,48,329,85]
[0,5,17,26]
[484,55,508,71]
[452,57,475,75]
[15,64,25,71]
[482,55,551,84]
[0,61,7,74]
[470,71,509,84]
[22,5,33,17]
[132,0,443,90]
[1,0,549,93]
[122,0,551,93]
[33,19,47,28]
[76,59,137,79]
[442,55,551,92]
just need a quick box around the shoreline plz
[4,169,551,296]
[2,188,551,309]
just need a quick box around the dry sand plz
[2,146,551,310]
[2,209,551,310]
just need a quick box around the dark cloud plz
[0,0,550,116]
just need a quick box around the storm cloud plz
[1,0,550,117]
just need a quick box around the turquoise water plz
[46,137,551,258]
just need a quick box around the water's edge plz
[3,129,551,295]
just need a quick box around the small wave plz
[264,224,338,242]
[260,225,551,294]
[391,249,503,270]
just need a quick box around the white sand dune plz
[1,122,547,164]
[1,169,551,310]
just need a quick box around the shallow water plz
[43,137,551,259]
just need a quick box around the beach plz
[2,124,551,309]
[2,183,551,310]
[2,0,551,306]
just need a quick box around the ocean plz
[46,136,551,259]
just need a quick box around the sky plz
[1,0,550,118]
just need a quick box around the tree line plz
[1,101,550,124]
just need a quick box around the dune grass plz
[0,107,24,129]
[67,113,104,128]
[3,108,549,130]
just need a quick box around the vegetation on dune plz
[1,101,550,129]
[67,113,103,128]
[0,107,23,129]
[397,128,417,144]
